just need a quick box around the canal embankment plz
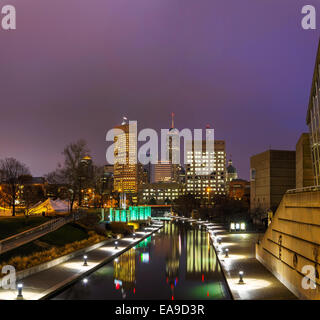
[206,223,297,300]
[0,222,163,300]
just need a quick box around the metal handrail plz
[286,185,320,194]
[0,211,84,252]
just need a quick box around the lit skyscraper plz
[154,160,173,182]
[113,118,138,193]
[186,137,226,201]
[167,113,180,182]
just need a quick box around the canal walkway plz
[0,221,163,300]
[205,223,297,300]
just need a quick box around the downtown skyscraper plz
[185,133,226,201]
[113,118,138,193]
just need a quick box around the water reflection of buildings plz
[186,227,218,280]
[113,248,136,294]
[164,222,181,279]
[164,222,181,299]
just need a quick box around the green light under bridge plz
[109,206,152,222]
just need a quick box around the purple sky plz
[0,0,319,179]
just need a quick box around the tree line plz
[0,139,110,216]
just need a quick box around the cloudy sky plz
[0,0,319,178]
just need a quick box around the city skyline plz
[0,0,319,180]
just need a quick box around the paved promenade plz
[0,222,163,300]
[208,224,297,300]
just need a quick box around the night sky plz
[0,0,319,179]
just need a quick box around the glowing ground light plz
[17,283,23,298]
[239,271,244,284]
[83,278,88,284]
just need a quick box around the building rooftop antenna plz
[171,112,175,129]
[122,116,128,125]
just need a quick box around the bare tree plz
[47,140,90,212]
[20,175,45,216]
[0,158,30,216]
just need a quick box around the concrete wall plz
[256,190,320,299]
[296,133,314,189]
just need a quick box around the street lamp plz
[17,283,23,298]
[218,237,222,245]
[133,233,136,240]
[225,248,229,258]
[115,241,118,249]
[238,271,244,284]
[83,255,88,266]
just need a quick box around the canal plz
[52,221,231,300]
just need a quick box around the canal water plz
[52,221,231,300]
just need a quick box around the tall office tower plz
[78,155,94,205]
[102,164,114,193]
[250,150,296,212]
[137,163,149,186]
[307,40,320,186]
[139,150,152,184]
[80,155,93,179]
[113,118,138,193]
[167,113,180,182]
[154,161,173,182]
[185,139,226,201]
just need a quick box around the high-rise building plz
[306,40,320,186]
[250,150,296,212]
[80,155,93,179]
[140,150,152,184]
[102,164,114,193]
[113,118,138,193]
[139,182,185,204]
[154,161,173,182]
[167,112,180,182]
[185,139,226,201]
[137,163,149,186]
